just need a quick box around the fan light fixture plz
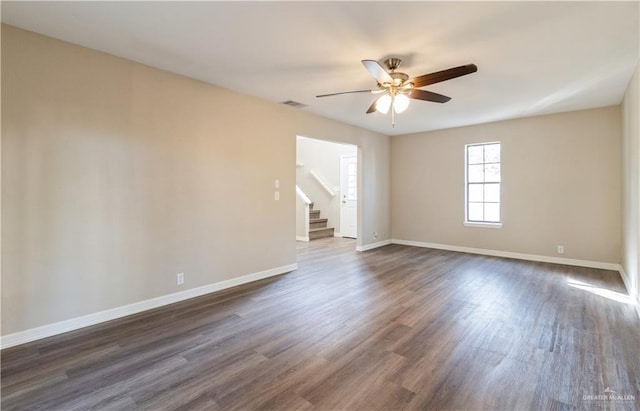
[393,94,410,113]
[375,93,409,115]
[375,94,392,114]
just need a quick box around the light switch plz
[275,179,280,189]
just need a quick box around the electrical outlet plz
[176,273,184,285]
[274,191,280,201]
[557,245,564,254]
[275,179,280,189]
[373,231,378,239]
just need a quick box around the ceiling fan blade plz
[316,89,374,98]
[411,64,477,88]
[409,89,452,103]
[362,60,393,84]
[366,100,378,114]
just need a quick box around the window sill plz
[464,221,503,229]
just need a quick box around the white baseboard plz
[334,232,342,237]
[618,265,640,319]
[296,236,309,242]
[356,239,392,252]
[619,265,632,294]
[391,239,620,271]
[0,263,298,350]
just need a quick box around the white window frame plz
[464,142,503,228]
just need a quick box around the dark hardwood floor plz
[2,238,639,410]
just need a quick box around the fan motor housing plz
[384,58,409,85]
[384,57,403,71]
[390,72,409,81]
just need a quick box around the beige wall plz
[1,25,390,335]
[391,107,621,263]
[622,61,639,303]
[296,137,357,237]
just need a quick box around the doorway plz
[296,136,358,243]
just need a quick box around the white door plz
[340,155,357,238]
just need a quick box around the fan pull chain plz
[391,95,395,128]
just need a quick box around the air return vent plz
[281,100,307,108]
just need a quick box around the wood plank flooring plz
[2,238,639,410]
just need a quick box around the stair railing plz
[296,185,312,205]
[310,170,336,197]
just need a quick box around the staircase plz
[308,202,335,240]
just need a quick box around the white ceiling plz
[2,1,638,136]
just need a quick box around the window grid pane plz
[467,145,484,165]
[484,183,500,202]
[466,142,501,223]
[468,184,483,202]
[347,163,357,200]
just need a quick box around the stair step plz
[309,227,334,240]
[309,218,328,229]
[309,202,314,211]
[309,210,320,218]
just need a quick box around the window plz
[346,162,357,201]
[465,142,501,225]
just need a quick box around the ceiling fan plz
[317,58,477,127]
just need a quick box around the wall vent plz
[281,100,307,108]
